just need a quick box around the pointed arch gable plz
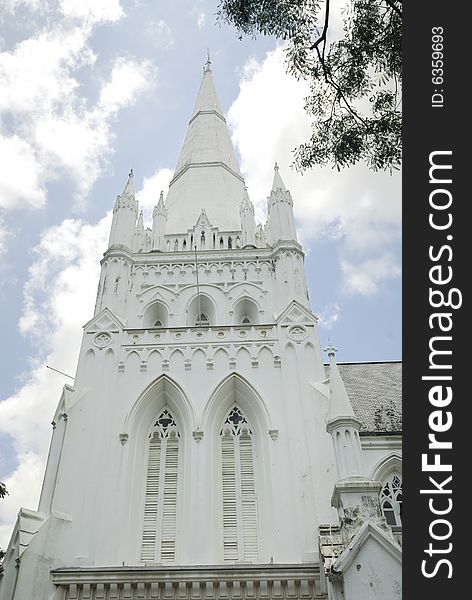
[123,374,196,440]
[201,373,273,435]
[230,282,264,297]
[137,285,178,304]
[371,452,403,482]
[257,344,273,357]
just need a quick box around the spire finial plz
[204,49,211,73]
[274,161,279,171]
[324,341,338,358]
[121,168,136,199]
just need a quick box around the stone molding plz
[51,564,325,600]
[330,479,382,508]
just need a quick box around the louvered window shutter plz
[239,431,258,561]
[141,435,161,562]
[222,430,238,561]
[161,433,179,562]
[221,407,259,562]
[141,409,179,563]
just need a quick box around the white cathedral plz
[0,61,402,600]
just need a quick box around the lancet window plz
[220,406,259,562]
[141,408,180,563]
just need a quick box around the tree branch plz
[310,0,330,51]
[383,0,402,18]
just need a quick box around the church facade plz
[0,61,402,600]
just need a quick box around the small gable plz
[332,522,402,600]
[83,308,124,333]
[276,300,318,326]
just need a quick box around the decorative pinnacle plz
[128,168,134,180]
[240,185,253,212]
[274,162,279,171]
[323,341,338,358]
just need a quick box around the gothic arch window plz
[220,406,259,562]
[213,233,216,249]
[228,236,232,249]
[187,294,215,327]
[201,231,205,249]
[143,301,169,329]
[141,408,180,563]
[183,239,187,251]
[220,237,224,249]
[233,298,259,326]
[174,239,179,251]
[380,473,402,527]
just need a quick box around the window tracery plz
[380,473,402,527]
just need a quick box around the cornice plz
[102,242,304,268]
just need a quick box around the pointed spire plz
[165,62,245,234]
[109,170,138,249]
[240,186,254,212]
[325,344,355,419]
[191,57,224,121]
[240,186,256,247]
[123,169,135,198]
[137,210,144,230]
[272,162,287,192]
[153,191,166,219]
[267,161,296,243]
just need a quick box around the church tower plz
[0,60,402,600]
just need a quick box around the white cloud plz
[99,57,154,113]
[0,452,44,546]
[341,253,401,296]
[228,46,401,295]
[0,134,45,209]
[318,303,341,329]
[0,4,155,230]
[59,0,124,23]
[2,0,46,14]
[136,167,173,225]
[145,19,174,48]
[197,13,206,29]
[33,55,154,204]
[0,214,11,256]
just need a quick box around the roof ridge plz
[323,360,402,366]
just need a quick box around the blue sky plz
[0,0,401,546]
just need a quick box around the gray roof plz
[325,362,402,433]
